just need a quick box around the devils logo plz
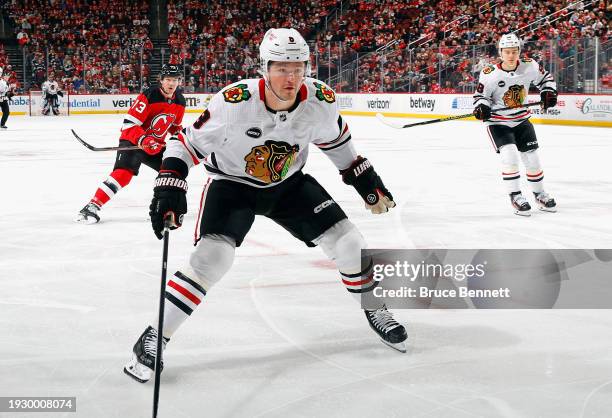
[244,140,299,184]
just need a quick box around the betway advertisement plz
[337,93,612,127]
[9,93,611,127]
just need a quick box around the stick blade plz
[375,113,403,129]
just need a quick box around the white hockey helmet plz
[498,33,521,55]
[259,28,311,78]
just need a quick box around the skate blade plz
[74,215,99,225]
[380,338,407,353]
[123,355,153,383]
[538,206,557,213]
[514,210,531,217]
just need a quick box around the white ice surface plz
[1,114,611,418]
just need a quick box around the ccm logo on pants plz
[314,199,336,214]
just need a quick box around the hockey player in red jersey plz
[75,64,186,224]
[124,28,408,384]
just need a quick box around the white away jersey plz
[165,77,356,188]
[473,59,556,127]
[0,79,9,102]
[42,80,60,95]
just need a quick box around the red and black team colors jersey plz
[120,85,186,145]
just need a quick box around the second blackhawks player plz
[124,28,407,383]
[473,33,558,216]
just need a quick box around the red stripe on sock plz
[527,171,543,178]
[342,276,373,287]
[168,280,202,305]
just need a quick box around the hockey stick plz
[152,220,170,418]
[71,129,141,151]
[375,101,544,129]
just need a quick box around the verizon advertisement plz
[9,93,611,127]
[9,93,212,114]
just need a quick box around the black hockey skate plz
[510,192,531,217]
[534,192,557,213]
[0,125,7,129]
[364,305,407,353]
[124,325,168,383]
[74,202,100,224]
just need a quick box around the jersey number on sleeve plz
[130,99,146,114]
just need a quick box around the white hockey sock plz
[158,270,207,340]
[316,220,377,304]
[500,144,521,194]
[155,234,236,339]
[521,150,545,194]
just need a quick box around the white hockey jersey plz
[164,77,356,188]
[0,79,9,102]
[42,80,60,95]
[473,58,556,127]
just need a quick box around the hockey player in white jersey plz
[125,28,407,383]
[41,76,64,115]
[473,33,558,216]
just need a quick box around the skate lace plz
[512,194,528,205]
[143,329,164,356]
[370,307,399,331]
[536,192,550,202]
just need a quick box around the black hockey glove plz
[57,91,64,97]
[540,89,557,110]
[150,171,188,239]
[473,103,491,121]
[341,156,396,214]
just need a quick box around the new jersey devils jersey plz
[121,86,186,145]
[473,59,556,127]
[164,78,356,188]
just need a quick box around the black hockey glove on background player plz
[540,89,557,110]
[341,156,396,214]
[150,171,188,239]
[473,103,491,121]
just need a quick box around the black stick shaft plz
[398,101,543,128]
[152,226,170,418]
[71,129,141,151]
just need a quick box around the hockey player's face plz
[500,47,520,64]
[161,76,180,97]
[268,62,305,101]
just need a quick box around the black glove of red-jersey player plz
[341,156,396,214]
[150,170,188,239]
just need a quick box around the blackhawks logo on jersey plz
[223,84,251,104]
[313,82,335,103]
[244,140,299,184]
[503,85,526,108]
[482,65,495,75]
